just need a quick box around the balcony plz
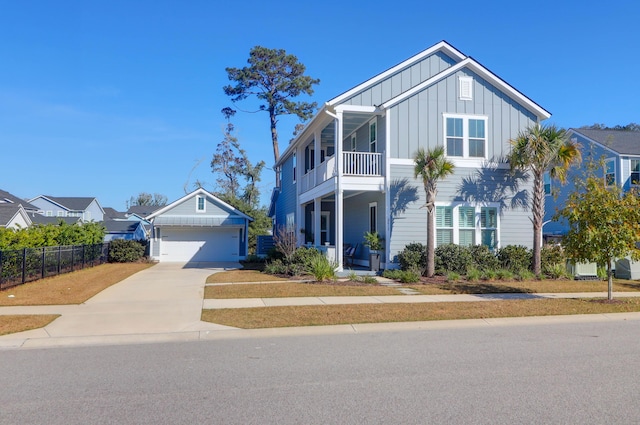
[300,152,383,194]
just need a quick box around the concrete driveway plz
[0,262,239,347]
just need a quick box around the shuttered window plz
[458,207,475,247]
[480,207,497,249]
[436,206,453,246]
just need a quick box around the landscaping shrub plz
[435,244,472,275]
[382,269,420,283]
[466,267,481,282]
[468,245,500,271]
[397,243,427,275]
[307,255,337,281]
[446,271,461,282]
[541,244,567,277]
[264,246,328,277]
[108,239,146,263]
[496,245,532,273]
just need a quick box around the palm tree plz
[508,123,581,276]
[413,146,455,277]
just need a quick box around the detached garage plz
[147,189,252,263]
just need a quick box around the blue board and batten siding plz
[340,51,456,107]
[387,69,538,160]
[275,154,298,230]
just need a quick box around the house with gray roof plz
[0,204,32,229]
[544,128,640,238]
[103,220,147,242]
[0,189,39,213]
[28,195,105,222]
[270,40,550,270]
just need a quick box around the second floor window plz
[197,196,205,212]
[444,115,487,159]
[369,119,377,153]
[605,159,615,186]
[543,172,551,195]
[631,159,640,185]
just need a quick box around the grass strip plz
[408,279,640,295]
[206,270,288,283]
[0,262,154,306]
[201,298,640,329]
[205,282,400,298]
[0,315,60,336]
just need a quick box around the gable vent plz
[459,76,473,101]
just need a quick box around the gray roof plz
[103,220,142,233]
[43,196,96,211]
[103,207,127,220]
[0,204,23,226]
[572,129,640,155]
[0,189,39,211]
[29,214,81,225]
[127,205,161,218]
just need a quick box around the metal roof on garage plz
[152,216,246,227]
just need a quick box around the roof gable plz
[0,204,32,228]
[328,41,465,106]
[569,129,640,156]
[147,188,253,222]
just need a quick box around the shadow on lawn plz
[436,282,535,294]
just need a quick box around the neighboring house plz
[270,40,551,270]
[544,128,640,238]
[0,204,32,229]
[28,195,105,222]
[29,215,82,226]
[146,188,252,263]
[103,207,128,220]
[0,189,40,213]
[103,220,147,242]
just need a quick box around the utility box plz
[567,261,598,280]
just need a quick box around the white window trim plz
[369,119,377,153]
[443,113,489,164]
[285,212,295,233]
[605,158,616,187]
[459,76,473,101]
[196,195,206,213]
[629,158,640,186]
[434,202,500,249]
[369,202,378,233]
[292,153,297,183]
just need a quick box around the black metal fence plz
[0,243,110,290]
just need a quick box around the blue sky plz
[1,0,638,210]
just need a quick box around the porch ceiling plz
[320,112,372,142]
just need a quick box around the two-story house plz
[544,128,640,239]
[269,40,551,271]
[28,195,105,222]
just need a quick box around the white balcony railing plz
[343,152,382,176]
[299,152,382,193]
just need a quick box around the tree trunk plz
[531,171,545,276]
[426,206,435,277]
[270,109,281,185]
[270,110,280,162]
[607,259,613,301]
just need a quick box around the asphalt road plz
[2,320,640,424]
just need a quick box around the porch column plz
[335,111,344,270]
[313,197,321,246]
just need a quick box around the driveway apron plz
[6,262,238,340]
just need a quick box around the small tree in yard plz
[413,146,455,277]
[557,174,640,300]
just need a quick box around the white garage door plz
[160,227,239,262]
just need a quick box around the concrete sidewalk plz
[3,264,640,350]
[202,291,640,309]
